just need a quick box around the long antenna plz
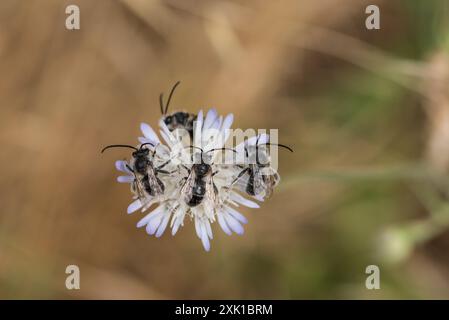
[259,143,293,153]
[186,146,204,152]
[101,144,138,153]
[159,93,165,115]
[206,147,237,154]
[186,145,204,163]
[164,81,181,114]
[255,135,261,164]
[139,142,155,149]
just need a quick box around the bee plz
[180,147,236,209]
[101,142,172,199]
[232,138,293,198]
[160,81,197,139]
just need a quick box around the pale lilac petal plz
[203,108,218,130]
[218,214,232,236]
[205,220,213,239]
[140,123,160,143]
[224,214,244,235]
[253,194,265,202]
[210,116,223,130]
[159,119,172,136]
[155,213,170,238]
[136,206,164,228]
[225,206,248,224]
[231,192,260,208]
[138,137,156,145]
[117,175,134,183]
[221,114,234,131]
[254,133,269,145]
[127,199,142,214]
[223,128,232,145]
[172,217,182,236]
[160,130,173,147]
[234,133,269,154]
[194,110,204,147]
[200,223,211,251]
[115,160,130,173]
[171,207,184,236]
[146,213,164,235]
[194,218,202,239]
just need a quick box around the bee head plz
[187,146,237,165]
[243,135,293,165]
[194,163,211,176]
[174,112,188,124]
[164,115,174,126]
[132,148,150,158]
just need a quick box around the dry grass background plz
[2,0,449,299]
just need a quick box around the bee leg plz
[126,164,135,173]
[157,169,177,175]
[181,165,190,173]
[212,171,218,176]
[157,159,171,170]
[179,176,188,187]
[231,167,250,185]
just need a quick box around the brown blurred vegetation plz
[2,0,449,299]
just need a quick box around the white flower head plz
[112,107,286,251]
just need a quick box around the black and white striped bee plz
[160,81,197,139]
[232,138,293,198]
[180,147,236,210]
[101,143,172,200]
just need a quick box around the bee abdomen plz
[246,179,256,196]
[187,180,206,207]
[187,194,204,207]
[142,176,155,196]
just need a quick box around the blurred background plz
[1,0,449,299]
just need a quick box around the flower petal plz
[160,130,174,148]
[205,220,213,239]
[155,213,170,238]
[225,206,248,224]
[218,213,232,236]
[209,116,222,132]
[194,110,204,147]
[146,213,164,235]
[127,199,142,214]
[194,218,202,239]
[224,213,244,235]
[254,133,269,145]
[200,222,211,251]
[231,192,260,208]
[221,113,234,131]
[136,205,164,228]
[140,123,160,143]
[172,216,182,236]
[117,175,134,183]
[235,133,270,154]
[203,108,218,130]
[115,160,129,173]
[138,137,157,145]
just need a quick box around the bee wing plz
[261,167,280,198]
[180,169,196,203]
[203,173,218,213]
[132,175,147,200]
[147,169,164,196]
[252,166,266,196]
[262,167,280,186]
